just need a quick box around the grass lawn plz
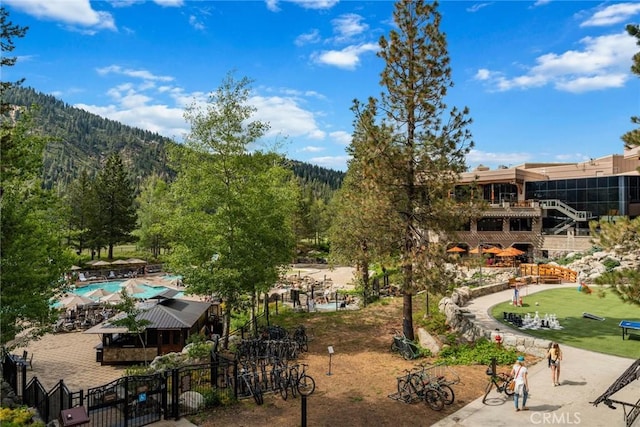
[490,287,640,359]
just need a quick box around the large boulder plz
[179,391,204,411]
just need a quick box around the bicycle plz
[391,331,420,360]
[482,368,514,404]
[270,360,289,400]
[296,363,316,396]
[396,369,445,411]
[239,365,264,405]
[411,366,455,406]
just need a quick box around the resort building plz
[454,147,640,260]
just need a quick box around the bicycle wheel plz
[297,374,316,396]
[289,374,299,398]
[423,389,445,411]
[438,384,455,405]
[253,382,264,405]
[503,378,515,397]
[279,376,289,400]
[397,379,413,403]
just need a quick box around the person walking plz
[511,355,529,412]
[548,342,563,386]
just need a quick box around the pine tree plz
[622,24,640,150]
[94,153,138,259]
[350,0,473,340]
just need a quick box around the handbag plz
[509,366,522,391]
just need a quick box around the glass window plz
[556,180,566,190]
[576,179,587,189]
[566,179,576,190]
[477,218,503,231]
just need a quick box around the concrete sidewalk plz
[433,284,640,427]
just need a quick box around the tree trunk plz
[403,262,414,341]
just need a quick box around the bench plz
[619,320,640,340]
[538,275,561,284]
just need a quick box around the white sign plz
[328,346,334,354]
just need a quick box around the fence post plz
[20,363,27,399]
[301,395,308,427]
[171,368,179,419]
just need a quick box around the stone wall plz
[439,283,551,357]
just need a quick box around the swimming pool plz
[74,281,183,300]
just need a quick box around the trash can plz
[60,406,89,426]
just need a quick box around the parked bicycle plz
[238,365,264,405]
[296,363,316,396]
[482,366,514,404]
[396,368,445,411]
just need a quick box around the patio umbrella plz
[469,246,494,254]
[84,288,111,299]
[125,258,147,264]
[484,246,504,254]
[110,259,130,266]
[120,279,147,295]
[58,294,94,309]
[99,292,123,305]
[91,260,111,267]
[446,246,466,253]
[70,265,82,271]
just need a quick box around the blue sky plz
[3,0,639,172]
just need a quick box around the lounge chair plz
[78,273,88,282]
[108,271,116,279]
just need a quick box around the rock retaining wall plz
[439,283,551,357]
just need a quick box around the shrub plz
[0,406,44,427]
[601,257,620,272]
[437,338,517,366]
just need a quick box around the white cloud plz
[331,14,368,42]
[329,130,352,146]
[189,15,206,31]
[581,3,640,27]
[466,150,531,168]
[265,0,338,12]
[466,3,492,13]
[97,65,175,82]
[4,0,116,31]
[76,102,188,140]
[250,95,325,140]
[295,29,321,46]
[312,43,379,70]
[287,0,339,10]
[476,32,636,93]
[301,145,324,152]
[533,0,552,7]
[309,155,350,171]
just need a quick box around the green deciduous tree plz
[110,288,152,365]
[348,0,473,340]
[135,173,173,259]
[0,8,73,346]
[166,72,297,347]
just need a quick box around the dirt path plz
[193,298,489,427]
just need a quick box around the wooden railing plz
[519,263,578,283]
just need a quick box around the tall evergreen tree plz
[0,7,27,115]
[94,153,138,259]
[350,0,473,340]
[65,170,96,254]
[622,24,640,150]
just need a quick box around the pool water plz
[74,281,183,300]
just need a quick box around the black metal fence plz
[2,349,237,427]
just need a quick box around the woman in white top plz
[511,355,530,411]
